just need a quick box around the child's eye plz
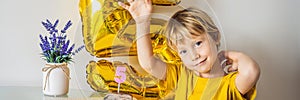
[179,50,187,55]
[195,41,202,47]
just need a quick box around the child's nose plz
[190,50,200,61]
[191,54,200,61]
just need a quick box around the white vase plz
[42,63,70,96]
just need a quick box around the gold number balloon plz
[79,0,182,99]
[86,60,172,99]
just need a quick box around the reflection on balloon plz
[86,60,176,99]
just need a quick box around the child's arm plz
[225,51,260,95]
[119,0,167,80]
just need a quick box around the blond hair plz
[165,8,220,50]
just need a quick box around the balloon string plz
[118,83,120,93]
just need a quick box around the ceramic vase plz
[42,63,70,96]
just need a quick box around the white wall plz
[208,0,300,100]
[0,0,81,87]
[0,0,299,100]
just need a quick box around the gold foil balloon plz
[86,59,173,99]
[79,0,181,58]
[79,0,182,99]
[151,0,181,6]
[79,0,132,57]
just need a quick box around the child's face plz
[176,33,219,75]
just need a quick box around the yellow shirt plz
[162,63,256,100]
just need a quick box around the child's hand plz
[118,0,152,24]
[221,51,260,94]
[222,51,258,73]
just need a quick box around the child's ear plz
[216,41,220,46]
[212,31,221,44]
[217,34,221,43]
[214,31,221,47]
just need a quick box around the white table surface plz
[0,86,108,100]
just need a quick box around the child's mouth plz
[195,58,207,67]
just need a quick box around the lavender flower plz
[39,19,75,63]
[61,20,72,33]
[72,45,85,56]
[67,44,75,54]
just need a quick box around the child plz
[119,0,260,99]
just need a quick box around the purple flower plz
[72,45,85,56]
[61,20,72,33]
[61,40,70,54]
[39,34,45,43]
[50,33,57,48]
[53,20,59,29]
[67,44,75,54]
[39,19,75,63]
